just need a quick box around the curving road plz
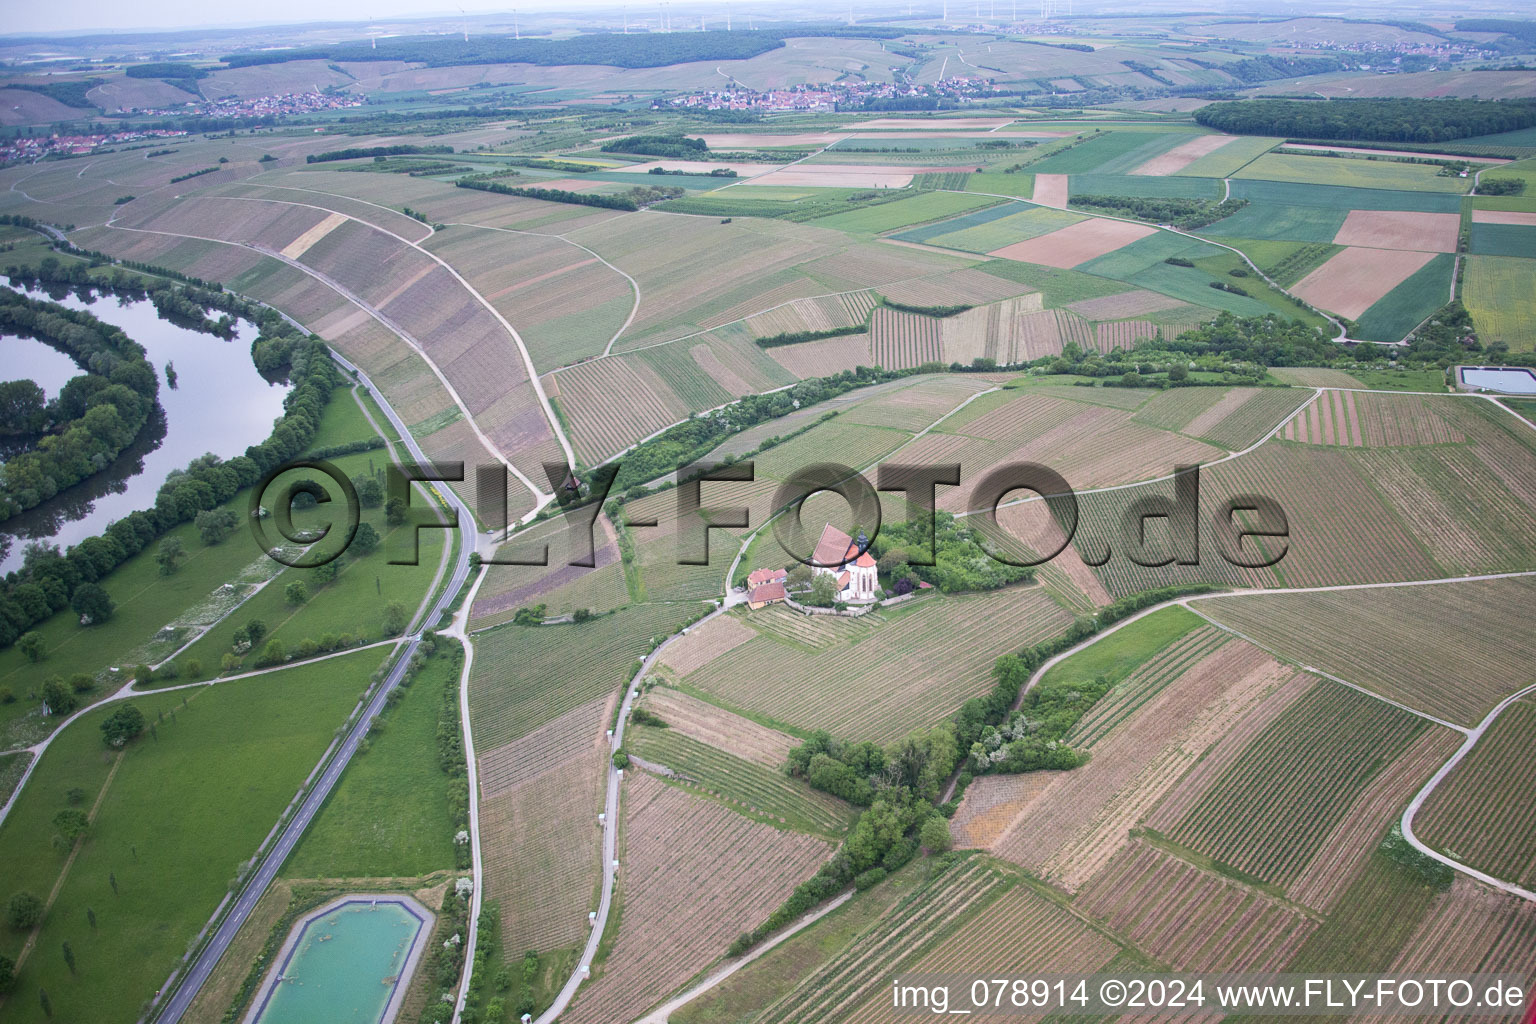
[154,354,478,1023]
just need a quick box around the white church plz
[811,524,879,603]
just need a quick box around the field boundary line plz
[102,215,551,509]
[1401,679,1536,902]
[445,220,642,357]
[938,187,1351,341]
[449,565,492,1024]
[1179,601,1470,735]
[955,387,1322,517]
[129,185,575,474]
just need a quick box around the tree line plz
[0,300,340,652]
[0,288,160,522]
[307,144,454,164]
[1195,98,1536,143]
[599,134,709,159]
[1068,194,1249,230]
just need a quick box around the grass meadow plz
[282,647,459,879]
[0,649,387,1024]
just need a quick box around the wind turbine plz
[512,8,520,39]
[455,4,468,42]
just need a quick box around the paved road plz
[155,354,477,1023]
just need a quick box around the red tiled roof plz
[813,523,854,567]
[917,580,934,589]
[854,551,876,568]
[749,580,787,604]
[836,570,851,589]
[747,567,787,587]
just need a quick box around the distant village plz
[656,76,1000,113]
[127,90,365,120]
[0,127,187,165]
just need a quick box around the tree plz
[86,907,96,930]
[17,631,44,663]
[62,941,74,974]
[352,521,380,555]
[245,618,268,644]
[357,475,384,509]
[284,581,308,605]
[68,673,94,693]
[39,987,51,1019]
[383,601,408,636]
[1168,364,1189,382]
[40,677,76,716]
[257,638,287,667]
[53,809,89,844]
[184,658,202,678]
[806,572,837,607]
[71,583,114,625]
[786,563,814,589]
[195,506,239,545]
[919,815,952,854]
[7,891,43,930]
[385,496,408,525]
[0,952,13,993]
[156,536,186,575]
[132,664,152,686]
[101,704,146,747]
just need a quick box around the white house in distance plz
[812,524,878,603]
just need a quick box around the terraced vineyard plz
[755,858,1009,1024]
[626,726,857,837]
[1165,681,1429,887]
[469,601,708,749]
[685,589,1072,743]
[1417,699,1536,888]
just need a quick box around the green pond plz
[252,899,426,1024]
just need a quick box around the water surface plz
[252,900,426,1024]
[1462,366,1536,395]
[1,285,290,572]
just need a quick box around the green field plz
[1235,153,1471,194]
[1201,203,1349,243]
[1029,132,1192,176]
[1354,253,1455,343]
[1078,232,1225,279]
[1288,851,1445,972]
[468,601,707,749]
[978,259,1134,305]
[806,191,1003,233]
[0,649,387,1024]
[625,725,856,837]
[1174,136,1279,178]
[892,200,1034,244]
[1464,254,1536,352]
[919,205,1084,253]
[963,172,1037,198]
[1036,605,1205,693]
[1228,179,1464,213]
[1122,262,1278,317]
[281,647,460,878]
[0,390,390,747]
[1068,173,1224,200]
[1469,222,1536,258]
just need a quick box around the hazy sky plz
[6,0,744,37]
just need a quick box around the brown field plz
[561,773,829,1024]
[950,773,1062,849]
[870,307,943,369]
[1471,209,1536,226]
[480,743,607,957]
[1032,173,1069,208]
[693,133,845,148]
[470,513,627,627]
[1282,390,1465,446]
[279,211,347,259]
[686,590,1071,744]
[658,615,757,678]
[550,355,688,462]
[988,217,1156,269]
[1196,577,1536,727]
[1268,366,1365,388]
[839,884,1121,1024]
[878,267,1037,308]
[988,637,1300,890]
[1332,210,1459,253]
[1386,876,1536,986]
[764,332,872,377]
[1068,289,1188,320]
[1077,839,1318,971]
[854,117,1020,130]
[1292,247,1435,319]
[938,294,1045,365]
[1417,699,1536,888]
[639,687,797,767]
[1130,134,1240,176]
